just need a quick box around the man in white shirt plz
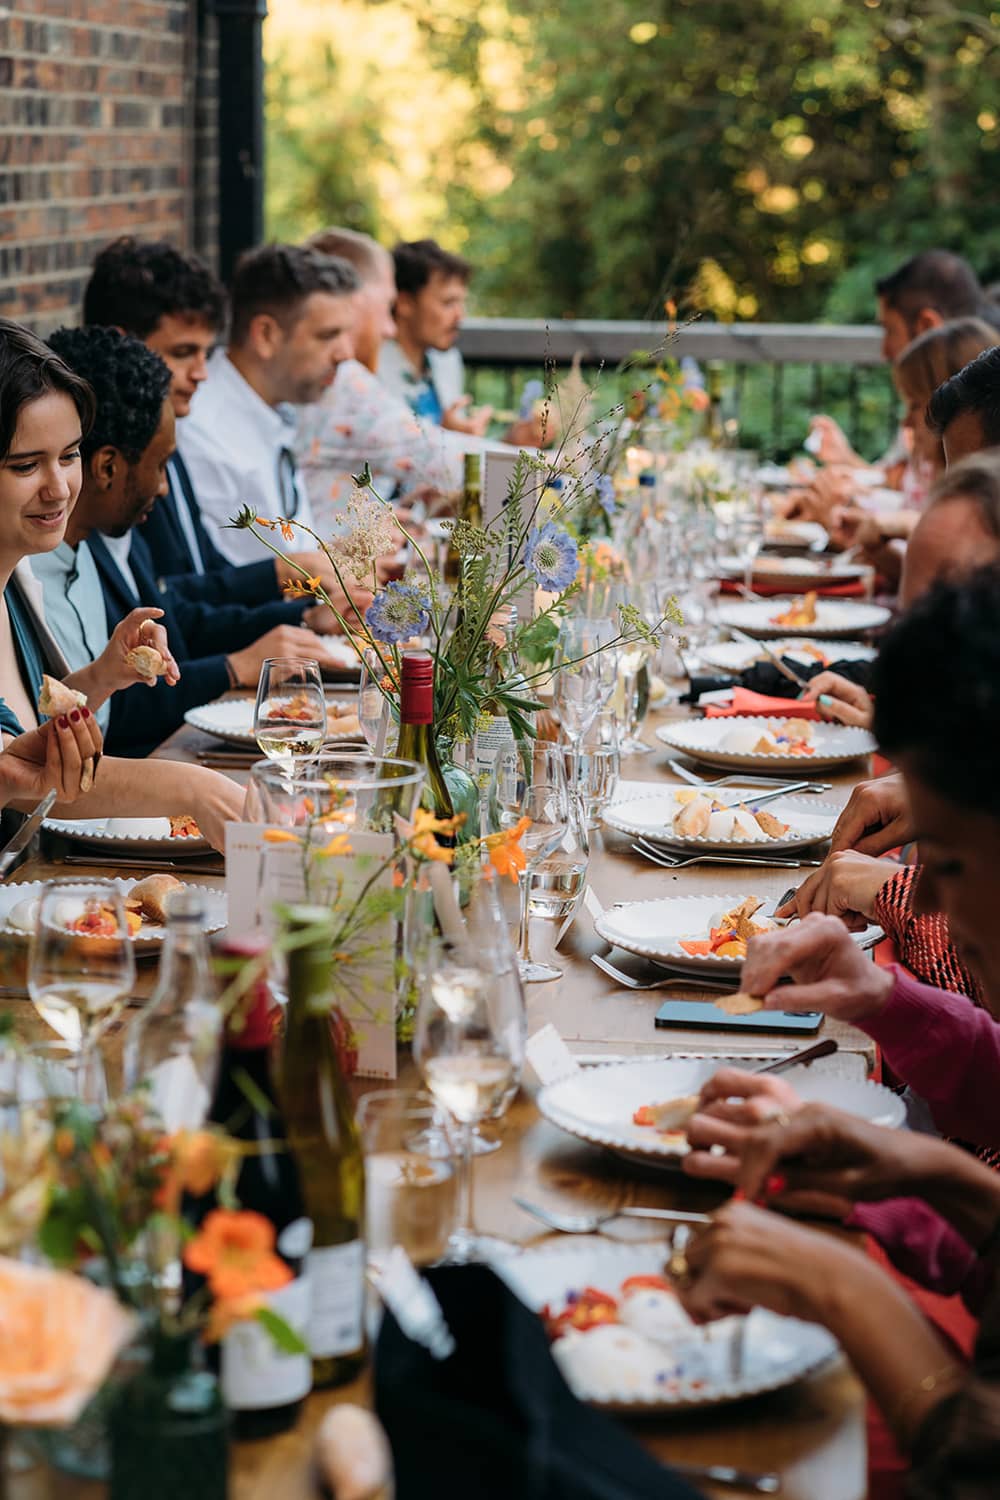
[178,244,359,565]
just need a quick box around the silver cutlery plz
[513,1197,713,1233]
[726,625,813,690]
[58,852,226,874]
[590,953,736,991]
[631,840,822,871]
[0,789,57,876]
[667,761,831,795]
[669,1459,780,1494]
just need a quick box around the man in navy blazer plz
[44,327,350,757]
[81,236,371,626]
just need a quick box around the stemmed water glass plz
[253,657,326,768]
[413,936,525,1262]
[553,615,617,763]
[489,739,570,983]
[28,879,136,1103]
[358,646,396,754]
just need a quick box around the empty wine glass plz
[359,646,396,754]
[489,739,570,983]
[553,615,617,752]
[358,1089,457,1272]
[253,657,326,768]
[413,936,525,1262]
[28,879,135,1103]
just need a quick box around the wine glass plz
[552,616,617,756]
[489,739,570,983]
[28,879,135,1103]
[359,647,396,754]
[253,657,326,768]
[358,1089,457,1272]
[413,936,525,1262]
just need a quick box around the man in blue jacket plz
[40,326,346,757]
[81,235,371,626]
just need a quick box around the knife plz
[0,789,57,877]
[727,625,813,690]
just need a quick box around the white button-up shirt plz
[176,348,314,565]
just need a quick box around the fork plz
[631,839,822,871]
[668,761,831,795]
[590,952,736,991]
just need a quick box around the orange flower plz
[256,518,276,531]
[263,828,302,845]
[485,816,531,882]
[156,1130,238,1215]
[282,574,322,598]
[408,807,464,865]
[485,606,513,650]
[279,519,296,542]
[183,1210,292,1301]
[314,832,353,859]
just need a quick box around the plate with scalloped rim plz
[594,892,882,976]
[715,596,890,640]
[700,637,877,675]
[719,554,871,591]
[184,696,365,748]
[42,816,211,855]
[602,789,840,854]
[493,1238,841,1410]
[0,878,227,955]
[656,716,876,774]
[536,1054,904,1171]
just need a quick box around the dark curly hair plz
[392,238,470,297]
[0,318,96,462]
[872,564,1000,814]
[82,236,227,338]
[926,344,1000,447]
[229,244,359,346]
[46,326,172,464]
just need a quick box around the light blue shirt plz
[29,541,111,732]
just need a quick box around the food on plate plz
[721,719,815,758]
[671,791,789,842]
[541,1276,702,1396]
[770,591,818,628]
[679,896,773,959]
[632,1094,700,1136]
[36,674,87,718]
[168,814,202,839]
[126,874,184,925]
[267,690,323,724]
[70,904,142,938]
[326,701,363,738]
[713,990,766,1016]
[125,644,167,680]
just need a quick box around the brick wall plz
[0,0,220,334]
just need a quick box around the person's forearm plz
[61,663,114,712]
[44,757,217,820]
[915,1138,1000,1248]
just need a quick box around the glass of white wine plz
[28,879,135,1103]
[489,739,570,983]
[358,1089,457,1273]
[253,657,326,767]
[413,938,525,1263]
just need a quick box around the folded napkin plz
[704,686,820,720]
[719,577,867,598]
[375,1264,703,1500]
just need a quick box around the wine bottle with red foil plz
[279,909,366,1389]
[394,651,456,839]
[205,941,313,1437]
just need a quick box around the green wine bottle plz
[395,651,457,844]
[444,453,483,586]
[279,907,366,1389]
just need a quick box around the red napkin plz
[704,687,819,720]
[719,577,868,598]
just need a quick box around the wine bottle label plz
[221,1274,312,1410]
[473,715,514,776]
[307,1240,365,1357]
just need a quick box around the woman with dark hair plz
[675,567,1000,1496]
[0,319,243,847]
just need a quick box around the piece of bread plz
[638,1093,701,1132]
[37,674,87,718]
[127,874,184,925]
[713,991,766,1016]
[125,644,167,680]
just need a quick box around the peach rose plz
[0,1257,136,1426]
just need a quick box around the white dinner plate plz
[184,696,364,748]
[715,597,890,640]
[594,892,882,976]
[700,638,876,674]
[762,517,828,551]
[42,816,211,855]
[655,715,876,773]
[494,1240,839,1410]
[719,555,870,591]
[0,879,227,954]
[602,790,839,853]
[537,1055,904,1169]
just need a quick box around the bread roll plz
[125,644,167,680]
[37,674,87,718]
[127,874,184,925]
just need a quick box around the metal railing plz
[458,318,895,461]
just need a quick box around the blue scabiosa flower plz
[595,474,617,518]
[523,522,578,592]
[364,581,431,644]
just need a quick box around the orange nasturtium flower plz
[156,1130,238,1216]
[183,1209,292,1301]
[485,816,531,882]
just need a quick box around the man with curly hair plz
[32,327,346,755]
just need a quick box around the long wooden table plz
[3,702,877,1500]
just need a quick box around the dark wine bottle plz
[204,941,313,1438]
[279,908,366,1389]
[395,651,457,842]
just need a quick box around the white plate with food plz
[537,1055,904,1170]
[42,815,210,854]
[762,516,828,551]
[184,696,364,748]
[715,595,890,640]
[655,715,875,773]
[700,638,876,674]
[0,876,227,954]
[594,892,881,975]
[719,555,870,591]
[602,790,839,853]
[494,1239,839,1410]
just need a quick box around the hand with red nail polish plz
[70,709,81,723]
[0,714,104,808]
